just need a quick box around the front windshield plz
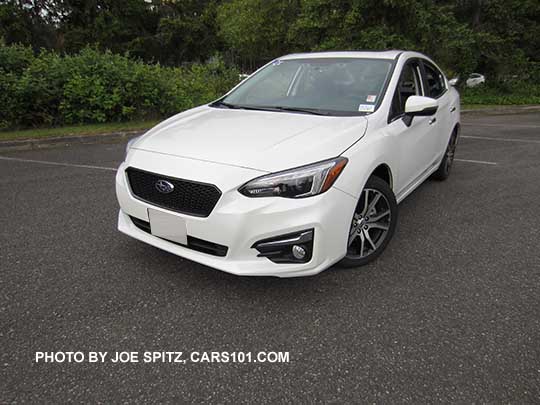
[219,58,394,116]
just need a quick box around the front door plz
[385,60,438,196]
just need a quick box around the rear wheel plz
[432,129,458,181]
[338,176,398,268]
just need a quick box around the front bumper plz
[116,152,357,277]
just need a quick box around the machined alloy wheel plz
[338,176,398,268]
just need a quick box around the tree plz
[149,0,221,65]
[217,0,300,70]
[0,0,61,50]
[60,0,158,54]
[0,0,537,80]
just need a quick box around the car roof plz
[280,50,406,61]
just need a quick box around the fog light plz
[292,245,306,260]
[252,229,314,264]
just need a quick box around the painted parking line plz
[1,154,498,176]
[461,135,540,144]
[0,156,497,172]
[462,123,540,129]
[454,158,497,165]
[0,156,117,171]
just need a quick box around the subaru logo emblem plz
[155,179,174,194]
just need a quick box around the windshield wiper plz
[270,106,330,116]
[210,100,241,109]
[211,101,330,116]
[211,101,276,112]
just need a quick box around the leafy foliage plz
[0,0,539,129]
[215,0,539,81]
[0,44,239,129]
[217,0,300,69]
[1,0,538,80]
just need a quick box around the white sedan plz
[466,73,486,87]
[449,73,485,88]
[116,50,460,277]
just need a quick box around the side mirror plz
[448,77,459,86]
[403,96,438,126]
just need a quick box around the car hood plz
[133,106,368,172]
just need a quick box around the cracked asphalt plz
[1,113,539,403]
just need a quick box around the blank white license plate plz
[148,208,187,245]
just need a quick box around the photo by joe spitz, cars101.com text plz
[116,50,460,277]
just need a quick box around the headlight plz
[239,157,348,198]
[125,135,141,158]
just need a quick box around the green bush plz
[0,41,34,73]
[0,44,239,129]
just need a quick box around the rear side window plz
[423,62,446,98]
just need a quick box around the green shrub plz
[0,70,20,128]
[460,82,540,105]
[17,50,67,126]
[0,44,239,129]
[0,41,34,74]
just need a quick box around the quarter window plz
[423,62,446,98]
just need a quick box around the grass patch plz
[460,104,502,110]
[0,120,159,141]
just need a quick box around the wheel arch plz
[370,163,393,191]
[334,156,397,200]
[447,121,460,146]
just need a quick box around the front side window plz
[423,62,446,98]
[219,58,394,116]
[389,62,422,121]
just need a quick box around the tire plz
[338,176,398,268]
[432,129,458,181]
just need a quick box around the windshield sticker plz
[272,60,282,66]
[366,95,377,103]
[358,104,375,113]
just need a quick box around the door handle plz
[429,117,437,125]
[450,106,456,113]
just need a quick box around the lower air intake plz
[129,216,228,257]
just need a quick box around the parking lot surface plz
[1,113,540,403]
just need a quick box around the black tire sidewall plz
[432,130,458,181]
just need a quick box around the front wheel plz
[338,176,398,268]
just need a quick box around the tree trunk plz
[471,0,483,29]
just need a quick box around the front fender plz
[334,130,398,200]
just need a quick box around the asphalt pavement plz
[1,113,540,403]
